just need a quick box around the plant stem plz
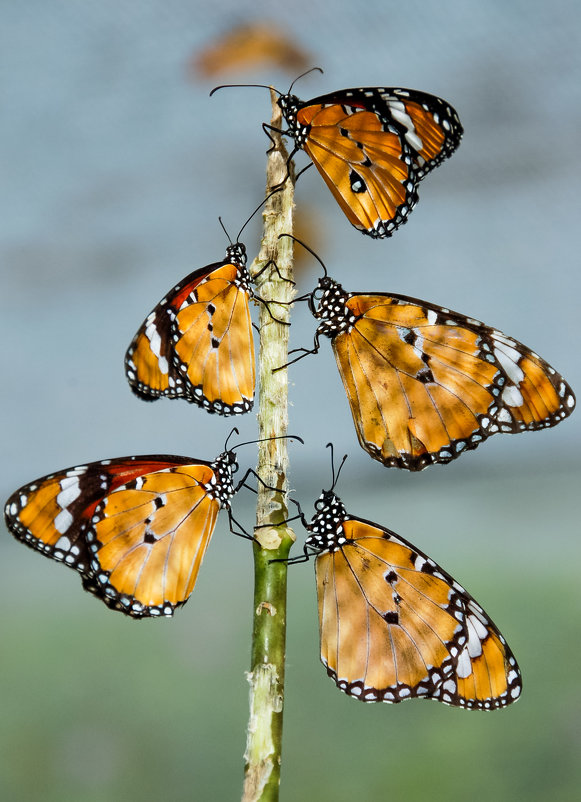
[242,91,296,802]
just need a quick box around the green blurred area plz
[1,466,579,802]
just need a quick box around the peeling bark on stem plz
[242,91,296,802]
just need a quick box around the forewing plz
[371,88,463,177]
[4,456,221,617]
[125,262,255,414]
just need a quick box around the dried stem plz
[241,91,296,802]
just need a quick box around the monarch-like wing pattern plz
[279,87,462,238]
[171,264,255,414]
[297,103,418,238]
[4,452,237,617]
[307,492,521,709]
[310,278,575,470]
[125,245,255,416]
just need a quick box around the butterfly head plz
[277,92,299,118]
[225,241,247,268]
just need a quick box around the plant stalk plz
[242,91,296,802]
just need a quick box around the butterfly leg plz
[262,122,286,154]
[253,259,296,286]
[227,509,256,542]
[294,162,313,181]
[273,334,322,372]
[254,294,292,326]
[234,467,282,496]
[266,499,311,565]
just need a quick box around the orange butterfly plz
[4,443,250,617]
[286,269,575,470]
[291,474,522,709]
[125,242,256,415]
[212,76,463,238]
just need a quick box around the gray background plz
[1,2,579,800]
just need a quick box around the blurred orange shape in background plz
[192,21,312,79]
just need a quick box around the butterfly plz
[211,77,463,238]
[292,479,522,709]
[125,241,256,415]
[285,268,575,470]
[276,85,463,238]
[4,443,251,617]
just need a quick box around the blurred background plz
[1,2,580,800]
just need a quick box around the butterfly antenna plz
[224,426,240,452]
[278,233,328,277]
[236,184,284,242]
[218,216,234,246]
[326,443,348,491]
[288,66,324,94]
[210,83,282,98]
[231,434,305,452]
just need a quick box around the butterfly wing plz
[289,87,462,238]
[4,456,225,617]
[125,261,255,415]
[296,100,419,238]
[315,516,521,709]
[330,293,575,469]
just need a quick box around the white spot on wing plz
[57,476,81,509]
[501,384,524,408]
[55,535,72,551]
[494,346,525,384]
[466,614,488,658]
[54,508,73,534]
[456,647,472,679]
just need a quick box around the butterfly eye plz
[314,498,326,511]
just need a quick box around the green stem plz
[242,91,296,802]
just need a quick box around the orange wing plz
[279,87,462,238]
[125,246,255,415]
[310,280,575,469]
[4,452,236,617]
[297,103,418,238]
[307,492,521,709]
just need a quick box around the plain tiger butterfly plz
[125,241,256,416]
[4,432,295,617]
[287,455,522,709]
[281,243,575,470]
[212,71,463,238]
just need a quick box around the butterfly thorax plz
[311,277,357,339]
[225,242,247,269]
[206,450,238,509]
[278,93,309,147]
[305,490,349,553]
[223,243,253,296]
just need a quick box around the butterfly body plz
[125,242,255,415]
[277,87,463,238]
[302,276,575,469]
[304,489,522,709]
[5,450,239,617]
